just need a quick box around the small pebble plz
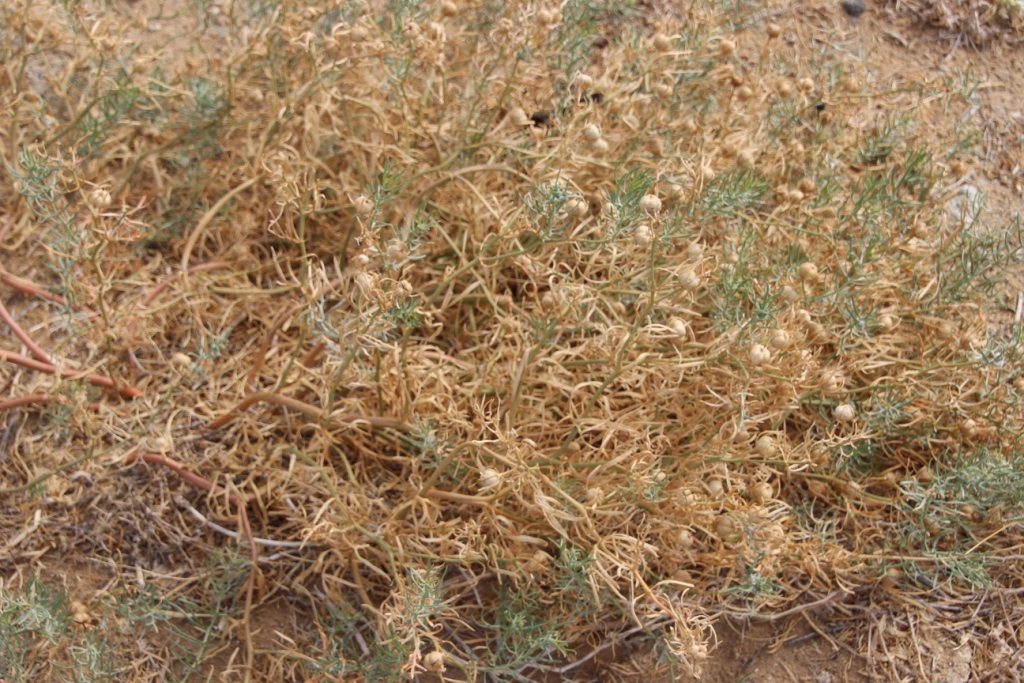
[842,0,866,16]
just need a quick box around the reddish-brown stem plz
[0,349,142,398]
[0,395,102,412]
[0,394,50,411]
[0,272,100,320]
[140,452,257,671]
[205,391,407,431]
[247,304,300,389]
[0,298,51,363]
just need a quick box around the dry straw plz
[1,0,1023,680]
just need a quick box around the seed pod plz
[354,195,374,215]
[678,270,701,291]
[350,253,371,270]
[671,569,692,583]
[777,80,794,98]
[536,9,553,25]
[541,291,559,311]
[797,77,815,92]
[87,188,112,211]
[575,73,594,90]
[440,0,458,17]
[737,149,756,168]
[913,223,930,239]
[769,329,789,349]
[834,403,856,422]
[766,22,781,38]
[586,487,604,503]
[426,21,445,40]
[879,313,896,330]
[478,468,500,490]
[735,85,753,101]
[936,321,955,340]
[639,194,662,214]
[798,262,819,282]
[678,529,695,548]
[787,189,805,203]
[748,344,771,365]
[648,138,665,156]
[634,224,652,247]
[798,177,817,194]
[714,514,736,538]
[653,32,672,51]
[960,419,978,439]
[701,165,716,183]
[424,650,446,673]
[961,505,982,523]
[668,317,688,338]
[718,39,736,58]
[706,478,723,497]
[565,197,589,217]
[751,481,773,503]
[755,435,777,457]
[509,107,530,126]
[655,83,673,99]
[820,371,844,396]
[781,285,799,303]
[584,124,601,141]
[683,119,698,134]
[918,467,933,483]
[686,241,703,260]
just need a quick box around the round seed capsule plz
[639,194,662,214]
[653,32,672,51]
[798,262,819,282]
[592,138,610,154]
[755,435,777,457]
[655,83,673,99]
[668,317,688,337]
[751,481,773,503]
[777,80,794,98]
[678,270,701,291]
[748,344,771,365]
[834,404,856,422]
[701,165,716,183]
[769,329,789,349]
[719,40,736,58]
[584,124,601,141]
[798,177,817,194]
[354,195,374,215]
[766,22,781,38]
[565,197,588,217]
[634,224,652,247]
[424,651,446,673]
[536,9,553,25]
[509,107,530,126]
[781,285,799,303]
[686,241,703,260]
[479,468,499,489]
[714,515,736,538]
[798,77,815,92]
[440,0,458,17]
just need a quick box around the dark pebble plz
[842,0,866,16]
[530,111,551,127]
